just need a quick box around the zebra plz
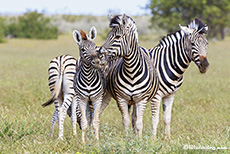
[99,14,159,137]
[73,27,107,143]
[42,55,81,139]
[148,18,209,139]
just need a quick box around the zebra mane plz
[109,14,135,28]
[187,18,207,34]
[80,30,87,40]
[109,15,122,27]
[158,30,181,47]
[158,18,207,46]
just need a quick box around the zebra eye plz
[115,35,121,39]
[81,48,86,51]
[99,54,104,59]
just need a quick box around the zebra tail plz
[42,71,63,107]
[42,96,55,107]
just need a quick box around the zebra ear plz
[179,24,194,35]
[122,13,128,26]
[199,25,208,34]
[88,26,97,40]
[108,14,112,23]
[73,30,82,45]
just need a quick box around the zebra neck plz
[153,30,191,76]
[171,32,191,76]
[81,62,96,75]
[123,40,142,73]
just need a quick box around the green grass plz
[0,34,230,153]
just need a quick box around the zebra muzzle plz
[99,47,108,55]
[199,56,209,73]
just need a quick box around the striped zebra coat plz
[73,27,106,142]
[42,55,81,139]
[99,14,159,137]
[148,18,209,139]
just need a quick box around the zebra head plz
[180,18,209,73]
[100,14,138,59]
[73,26,106,69]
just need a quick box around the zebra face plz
[73,26,103,69]
[95,47,109,67]
[79,45,99,68]
[101,14,138,58]
[191,32,209,73]
[180,19,209,73]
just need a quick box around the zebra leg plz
[92,97,103,140]
[162,94,175,140]
[76,102,82,130]
[86,102,92,130]
[132,104,137,134]
[117,99,130,132]
[135,100,147,138]
[99,92,112,117]
[48,107,57,137]
[78,98,88,143]
[150,98,161,139]
[58,95,73,140]
[48,97,61,136]
[71,96,77,137]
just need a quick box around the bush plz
[8,10,58,39]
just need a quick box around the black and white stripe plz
[42,55,81,139]
[99,14,159,137]
[149,18,209,139]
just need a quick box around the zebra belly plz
[109,79,153,103]
[76,86,103,99]
[157,77,183,98]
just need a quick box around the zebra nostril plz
[200,57,209,67]
[199,57,209,73]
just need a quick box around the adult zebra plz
[149,18,209,139]
[73,27,107,142]
[42,55,81,139]
[99,14,159,137]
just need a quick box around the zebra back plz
[42,55,77,107]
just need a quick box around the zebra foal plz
[73,27,106,142]
[42,55,81,139]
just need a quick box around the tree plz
[147,0,230,39]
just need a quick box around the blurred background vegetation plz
[147,0,230,40]
[0,11,156,43]
[0,11,58,41]
[0,0,230,42]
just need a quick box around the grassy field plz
[0,33,229,154]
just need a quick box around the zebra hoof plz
[151,133,157,140]
[47,133,53,137]
[58,136,64,140]
[73,133,77,138]
[164,135,171,141]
